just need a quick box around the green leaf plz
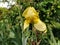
[51,21,60,29]
[58,40,60,45]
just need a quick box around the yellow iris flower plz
[22,7,47,32]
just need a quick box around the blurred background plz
[0,0,60,45]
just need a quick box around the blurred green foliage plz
[0,0,60,45]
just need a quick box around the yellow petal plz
[34,19,47,32]
[43,29,47,33]
[22,7,39,18]
[24,19,30,31]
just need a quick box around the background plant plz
[0,0,60,45]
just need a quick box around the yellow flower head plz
[22,7,47,32]
[22,7,39,18]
